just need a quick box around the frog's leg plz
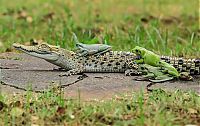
[141,64,174,82]
[143,73,155,78]
[84,44,112,56]
[160,68,179,77]
[93,47,112,56]
[75,45,101,56]
[134,73,155,81]
[73,32,100,56]
[134,58,144,64]
[167,70,179,77]
[76,43,112,56]
[159,61,179,77]
[75,48,90,57]
[149,75,174,83]
[133,71,155,81]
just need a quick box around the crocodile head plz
[13,42,64,61]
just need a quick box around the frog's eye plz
[135,49,141,54]
[141,66,145,70]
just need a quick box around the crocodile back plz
[82,51,137,72]
[160,56,200,75]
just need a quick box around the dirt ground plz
[0,52,199,100]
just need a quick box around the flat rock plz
[0,52,199,100]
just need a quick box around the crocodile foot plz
[125,69,142,76]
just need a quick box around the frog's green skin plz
[159,61,180,77]
[76,43,112,56]
[73,33,112,56]
[137,64,174,82]
[132,46,180,77]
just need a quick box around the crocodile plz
[13,42,138,76]
[12,43,200,77]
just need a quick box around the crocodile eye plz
[40,44,48,48]
[38,44,50,51]
[55,47,60,50]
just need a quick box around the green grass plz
[0,0,199,57]
[0,88,199,125]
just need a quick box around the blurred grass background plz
[0,0,199,57]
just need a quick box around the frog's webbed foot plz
[149,75,174,83]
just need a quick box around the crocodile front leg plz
[59,68,84,77]
[125,69,142,76]
[125,58,141,76]
[59,63,84,77]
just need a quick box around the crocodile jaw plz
[13,43,59,61]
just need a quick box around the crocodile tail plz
[160,56,200,75]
